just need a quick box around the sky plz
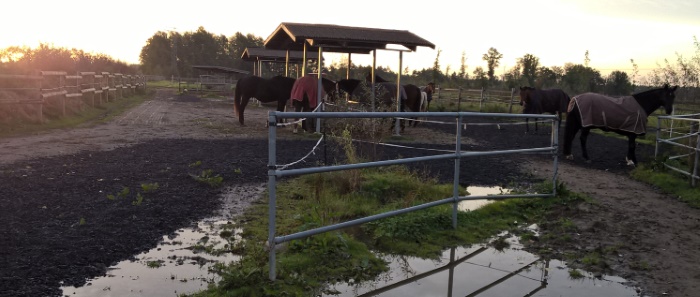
[3,0,699,78]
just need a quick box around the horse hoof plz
[625,157,636,166]
[565,155,574,160]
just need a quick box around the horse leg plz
[292,100,302,134]
[276,99,288,125]
[563,111,581,160]
[579,128,591,163]
[525,118,530,134]
[239,96,250,126]
[626,135,637,166]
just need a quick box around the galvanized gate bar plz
[275,147,554,177]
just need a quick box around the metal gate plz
[267,111,559,280]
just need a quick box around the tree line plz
[0,44,137,75]
[2,26,696,100]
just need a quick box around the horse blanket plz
[291,74,325,108]
[569,93,647,134]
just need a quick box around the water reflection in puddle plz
[459,186,510,211]
[61,219,240,296]
[325,234,640,297]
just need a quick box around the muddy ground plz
[0,89,698,297]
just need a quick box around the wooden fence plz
[0,71,145,123]
[433,86,519,113]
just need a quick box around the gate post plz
[268,112,279,280]
[452,116,463,228]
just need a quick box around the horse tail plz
[234,79,242,120]
[563,102,581,156]
[420,92,428,112]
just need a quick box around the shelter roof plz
[264,22,435,53]
[241,48,317,62]
[191,65,250,75]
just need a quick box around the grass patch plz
[186,164,583,296]
[631,161,700,208]
[0,91,151,139]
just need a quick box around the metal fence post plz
[479,88,484,113]
[452,116,463,229]
[508,88,515,114]
[268,112,279,280]
[692,122,700,187]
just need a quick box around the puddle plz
[324,234,640,297]
[60,219,240,296]
[60,184,640,296]
[459,186,510,211]
[59,184,266,297]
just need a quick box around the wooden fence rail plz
[434,86,518,113]
[0,71,145,123]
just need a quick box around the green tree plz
[503,66,521,89]
[472,66,488,88]
[482,47,503,82]
[604,71,633,95]
[459,51,468,79]
[535,66,559,88]
[562,63,604,94]
[139,31,173,76]
[432,49,443,84]
[517,53,540,87]
[228,32,264,73]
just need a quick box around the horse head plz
[424,82,435,95]
[519,86,542,114]
[661,84,678,115]
[633,84,678,115]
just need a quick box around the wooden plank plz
[79,72,96,76]
[66,93,83,98]
[94,90,103,94]
[41,90,68,98]
[81,88,96,93]
[0,99,44,104]
[0,74,42,80]
[40,71,67,76]
[66,75,82,80]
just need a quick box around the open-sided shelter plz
[241,48,320,78]
[263,22,435,113]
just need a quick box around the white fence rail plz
[656,113,700,186]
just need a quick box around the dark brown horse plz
[233,75,296,126]
[519,86,571,133]
[563,84,677,166]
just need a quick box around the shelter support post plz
[394,51,403,136]
[285,50,290,77]
[371,50,376,112]
[316,47,323,134]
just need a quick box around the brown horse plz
[233,75,296,126]
[402,84,425,127]
[519,86,571,133]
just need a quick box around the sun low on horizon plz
[2,0,699,76]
